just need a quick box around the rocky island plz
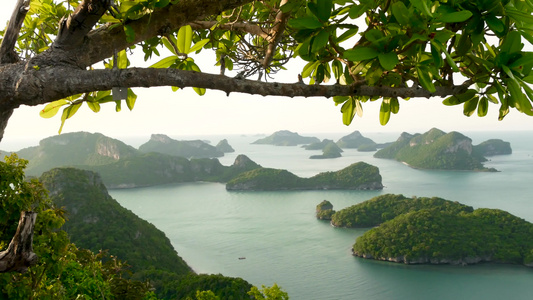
[373,128,506,171]
[325,194,533,267]
[139,133,225,158]
[252,130,320,146]
[309,141,343,159]
[336,131,377,151]
[226,161,383,191]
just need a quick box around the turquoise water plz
[110,131,533,300]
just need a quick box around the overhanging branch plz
[0,0,30,64]
[0,211,38,273]
[10,66,471,107]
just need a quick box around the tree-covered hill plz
[17,132,139,176]
[373,128,500,171]
[309,141,343,159]
[139,133,225,158]
[336,131,377,150]
[40,167,193,276]
[353,208,533,267]
[473,139,513,156]
[330,194,473,228]
[251,130,320,146]
[226,161,383,191]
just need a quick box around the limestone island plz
[309,141,343,159]
[325,194,533,267]
[251,130,320,146]
[316,200,335,220]
[226,161,383,191]
[336,131,378,151]
[139,133,227,158]
[373,128,510,171]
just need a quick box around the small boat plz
[238,257,246,260]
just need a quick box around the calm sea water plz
[110,131,533,300]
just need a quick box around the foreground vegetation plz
[1,155,287,299]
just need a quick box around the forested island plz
[322,194,533,267]
[226,162,383,191]
[374,128,511,171]
[251,130,320,146]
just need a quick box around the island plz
[326,194,533,267]
[251,130,320,146]
[226,161,383,191]
[473,139,512,156]
[139,133,224,158]
[309,141,343,159]
[216,139,235,153]
[373,128,504,171]
[336,130,377,151]
[316,200,335,220]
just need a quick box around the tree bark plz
[0,211,38,273]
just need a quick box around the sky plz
[1,3,533,150]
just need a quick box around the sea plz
[103,131,532,300]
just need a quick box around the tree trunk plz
[0,211,38,273]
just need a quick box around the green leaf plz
[416,67,436,93]
[443,89,477,105]
[344,47,379,61]
[149,55,178,68]
[390,98,400,114]
[438,11,473,23]
[115,100,122,112]
[309,0,333,21]
[500,31,523,57]
[87,101,101,113]
[378,52,399,71]
[58,103,82,134]
[40,100,69,118]
[477,96,488,117]
[289,16,323,29]
[126,89,137,111]
[117,50,128,69]
[188,39,210,53]
[506,9,533,24]
[431,44,443,68]
[332,60,343,81]
[379,100,391,125]
[355,98,363,117]
[341,98,355,125]
[312,30,330,53]
[463,96,479,116]
[302,60,320,78]
[391,2,410,26]
[348,4,367,19]
[485,15,505,35]
[409,0,433,17]
[124,25,135,43]
[193,87,206,96]
[162,36,177,55]
[177,25,193,54]
[337,27,358,43]
[333,96,349,105]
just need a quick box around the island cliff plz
[252,130,320,146]
[373,128,502,171]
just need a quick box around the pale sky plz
[1,3,533,150]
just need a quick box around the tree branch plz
[0,0,30,64]
[189,21,270,39]
[53,0,111,50]
[4,65,471,108]
[65,0,254,67]
[262,0,290,70]
[0,211,38,273]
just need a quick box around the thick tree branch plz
[54,0,111,51]
[0,0,30,64]
[3,65,471,108]
[62,0,254,67]
[262,0,290,69]
[0,211,38,273]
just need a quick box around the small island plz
[336,130,377,151]
[373,128,507,171]
[316,200,335,220]
[309,141,343,159]
[251,130,320,146]
[325,194,533,267]
[473,139,512,156]
[226,161,383,191]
